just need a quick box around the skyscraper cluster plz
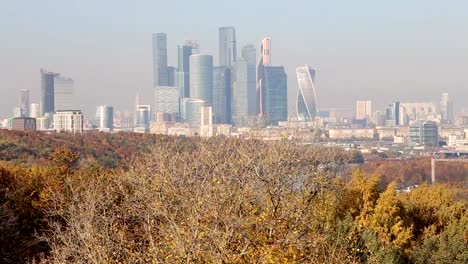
[151,27,291,127]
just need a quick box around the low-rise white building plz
[53,110,83,134]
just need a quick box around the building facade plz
[410,121,439,147]
[53,110,83,134]
[95,105,114,132]
[152,33,168,87]
[135,105,151,129]
[190,55,213,106]
[180,98,205,124]
[262,66,288,125]
[12,117,36,131]
[19,89,30,117]
[296,65,318,121]
[356,100,372,120]
[41,69,60,115]
[213,67,231,124]
[54,76,74,111]
[218,27,237,67]
[154,86,179,119]
[177,44,193,98]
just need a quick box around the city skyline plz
[1,1,468,118]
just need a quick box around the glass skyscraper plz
[152,33,168,87]
[213,67,231,124]
[177,45,193,98]
[54,76,74,111]
[261,66,288,125]
[219,27,237,67]
[232,58,249,127]
[19,89,29,117]
[95,105,114,132]
[180,98,205,124]
[256,38,272,116]
[190,55,213,106]
[41,69,59,115]
[296,65,318,121]
[154,86,179,117]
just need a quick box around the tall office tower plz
[190,55,213,106]
[152,33,168,86]
[135,105,151,128]
[53,110,83,134]
[180,98,205,124]
[232,58,249,127]
[386,101,401,126]
[177,44,193,98]
[241,44,257,65]
[95,105,114,132]
[440,92,453,124]
[167,66,176,86]
[30,103,40,118]
[54,76,74,111]
[356,100,372,120]
[295,65,318,121]
[19,89,30,117]
[241,44,258,116]
[219,27,237,67]
[41,69,60,115]
[213,67,231,124]
[154,86,179,118]
[261,66,288,125]
[256,37,272,116]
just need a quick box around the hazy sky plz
[1,0,467,118]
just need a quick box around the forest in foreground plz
[0,130,467,263]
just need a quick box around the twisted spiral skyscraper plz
[295,65,318,121]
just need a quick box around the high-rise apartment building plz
[95,105,114,132]
[190,55,213,106]
[261,66,288,125]
[53,110,83,134]
[356,100,372,120]
[152,33,168,86]
[440,92,453,124]
[213,67,231,124]
[219,27,237,67]
[296,65,318,121]
[19,89,29,117]
[41,69,60,115]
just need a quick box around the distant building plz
[256,37,271,116]
[30,103,40,118]
[54,76,74,111]
[410,121,438,147]
[232,58,256,127]
[53,110,83,134]
[135,105,151,129]
[400,102,437,123]
[386,102,401,126]
[19,89,30,117]
[190,55,213,106]
[12,117,36,131]
[36,116,50,131]
[241,44,257,65]
[261,66,288,126]
[296,65,318,121]
[200,106,214,137]
[167,66,176,87]
[13,107,22,118]
[328,128,375,140]
[152,33,168,86]
[440,92,453,124]
[180,98,205,124]
[95,105,113,132]
[219,27,237,67]
[154,86,179,119]
[356,100,372,120]
[213,66,231,124]
[41,69,60,115]
[177,44,193,98]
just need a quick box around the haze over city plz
[1,0,467,118]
